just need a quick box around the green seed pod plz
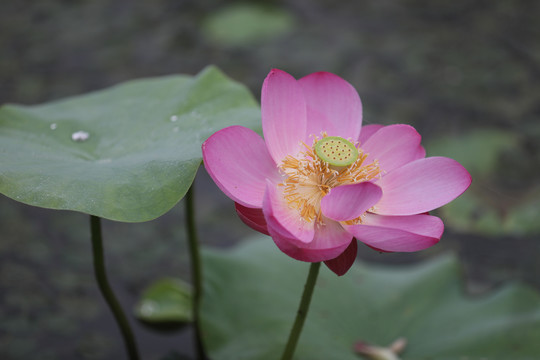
[314,136,358,167]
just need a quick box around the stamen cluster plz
[279,135,380,224]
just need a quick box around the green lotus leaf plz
[0,66,260,222]
[426,128,518,178]
[200,237,540,360]
[135,278,192,324]
[202,4,295,47]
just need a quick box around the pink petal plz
[416,145,426,159]
[345,213,444,252]
[374,157,472,215]
[299,72,362,141]
[202,126,280,208]
[363,213,443,236]
[270,219,353,262]
[235,203,269,235]
[324,239,357,276]
[358,124,383,144]
[263,181,314,243]
[362,124,425,174]
[262,69,307,163]
[320,182,382,222]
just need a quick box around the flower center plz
[279,133,381,224]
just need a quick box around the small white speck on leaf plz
[71,131,90,142]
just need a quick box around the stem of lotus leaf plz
[280,261,321,360]
[90,215,140,360]
[185,185,206,360]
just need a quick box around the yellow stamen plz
[279,133,381,224]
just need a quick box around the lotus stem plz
[281,262,321,360]
[90,215,140,360]
[185,185,206,359]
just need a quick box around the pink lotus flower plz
[202,69,471,276]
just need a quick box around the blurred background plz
[1,0,539,359]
